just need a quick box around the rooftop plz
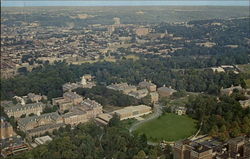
[18,112,61,127]
[158,86,176,93]
[34,135,52,145]
[63,91,82,99]
[4,102,45,112]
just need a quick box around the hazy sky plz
[1,0,249,7]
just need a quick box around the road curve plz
[129,104,163,133]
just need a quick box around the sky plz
[1,0,249,7]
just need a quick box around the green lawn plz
[136,113,197,142]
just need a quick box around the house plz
[174,107,187,115]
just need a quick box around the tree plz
[29,113,35,116]
[20,114,26,118]
[18,67,28,74]
[133,150,146,159]
[108,114,120,127]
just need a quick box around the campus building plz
[17,112,64,137]
[52,92,83,112]
[62,98,103,126]
[0,118,16,140]
[112,105,152,120]
[107,82,137,94]
[139,79,157,92]
[157,85,177,97]
[4,102,45,118]
[26,93,47,103]
[95,113,113,125]
[173,136,250,159]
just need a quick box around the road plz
[129,103,163,133]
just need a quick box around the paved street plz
[129,103,163,133]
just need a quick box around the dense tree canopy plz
[1,58,246,101]
[186,94,250,141]
[9,121,171,159]
[75,86,150,107]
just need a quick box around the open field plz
[136,113,197,142]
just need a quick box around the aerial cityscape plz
[0,1,250,159]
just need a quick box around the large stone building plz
[62,98,103,126]
[128,89,149,99]
[63,91,83,105]
[62,75,95,92]
[4,102,45,118]
[139,80,157,92]
[52,92,83,112]
[17,112,64,133]
[34,135,52,146]
[112,105,152,120]
[95,113,113,125]
[0,118,16,140]
[173,139,215,159]
[157,86,177,97]
[27,93,47,103]
[173,136,250,159]
[107,83,137,94]
[150,92,159,103]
